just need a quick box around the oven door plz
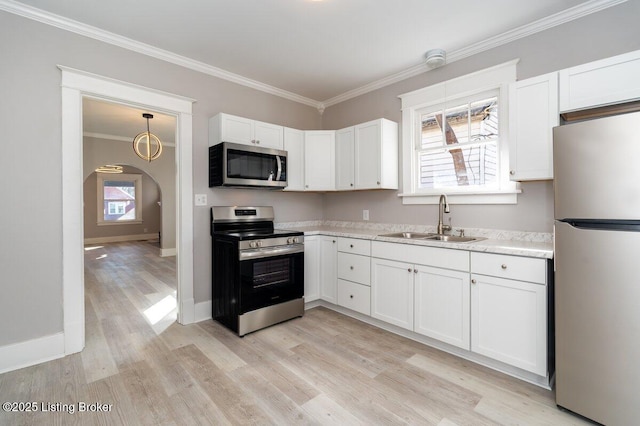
[239,251,303,313]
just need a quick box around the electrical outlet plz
[194,194,207,206]
[363,210,370,221]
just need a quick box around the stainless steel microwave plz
[209,142,287,189]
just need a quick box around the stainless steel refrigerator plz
[554,111,640,425]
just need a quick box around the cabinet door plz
[371,258,414,330]
[304,131,335,191]
[559,50,640,112]
[303,236,319,302]
[319,236,337,304]
[508,72,558,181]
[471,274,546,375]
[335,126,355,190]
[219,113,254,145]
[283,127,305,191]
[254,120,284,150]
[354,120,381,189]
[414,266,470,350]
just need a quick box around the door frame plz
[60,66,196,354]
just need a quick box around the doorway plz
[60,66,195,355]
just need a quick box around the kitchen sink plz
[378,232,485,243]
[423,235,485,243]
[378,232,433,239]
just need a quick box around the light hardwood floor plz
[0,241,592,425]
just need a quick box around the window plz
[417,93,499,191]
[399,60,519,204]
[97,173,143,225]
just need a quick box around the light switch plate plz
[195,194,207,206]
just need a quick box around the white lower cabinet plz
[370,258,414,331]
[303,236,320,302]
[318,236,338,304]
[414,266,470,350]
[470,253,548,376]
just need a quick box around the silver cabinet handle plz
[413,269,418,274]
[350,266,354,270]
[501,264,507,270]
[407,268,412,272]
[509,170,515,175]
[350,295,354,299]
[471,279,477,284]
[350,244,354,248]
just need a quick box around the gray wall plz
[83,137,176,249]
[321,0,640,233]
[0,11,322,347]
[84,168,162,241]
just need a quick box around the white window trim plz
[398,59,521,205]
[96,173,143,225]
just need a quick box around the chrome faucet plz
[437,194,451,235]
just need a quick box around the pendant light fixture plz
[133,113,163,162]
[95,164,123,174]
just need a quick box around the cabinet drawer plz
[337,237,371,256]
[337,253,370,285]
[337,280,371,315]
[372,241,469,271]
[471,252,546,284]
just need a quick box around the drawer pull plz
[471,279,477,284]
[350,295,354,299]
[407,268,412,272]
[350,266,354,270]
[501,264,507,270]
[414,269,418,274]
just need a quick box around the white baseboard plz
[160,248,177,257]
[0,333,65,374]
[84,233,158,245]
[194,300,212,323]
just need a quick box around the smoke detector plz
[425,49,446,68]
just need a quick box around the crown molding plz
[1,0,626,111]
[0,0,322,109]
[321,0,627,107]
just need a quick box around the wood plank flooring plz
[0,241,593,425]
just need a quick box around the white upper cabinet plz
[283,127,305,191]
[209,113,284,149]
[354,119,399,190]
[559,50,640,113]
[508,72,559,181]
[335,126,355,190]
[304,131,335,191]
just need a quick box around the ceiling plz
[7,0,623,141]
[8,0,618,104]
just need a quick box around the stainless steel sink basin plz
[378,232,433,239]
[378,232,485,243]
[423,235,485,243]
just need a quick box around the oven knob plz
[250,241,257,248]
[256,241,263,247]
[293,237,299,243]
[287,237,293,244]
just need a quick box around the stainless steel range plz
[210,206,304,336]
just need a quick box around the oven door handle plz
[239,244,304,261]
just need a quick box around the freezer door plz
[553,111,640,220]
[555,221,640,425]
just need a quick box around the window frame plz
[399,60,520,205]
[96,173,143,225]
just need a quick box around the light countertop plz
[287,225,553,259]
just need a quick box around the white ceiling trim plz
[322,0,627,108]
[1,0,626,111]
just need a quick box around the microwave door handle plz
[276,155,282,181]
